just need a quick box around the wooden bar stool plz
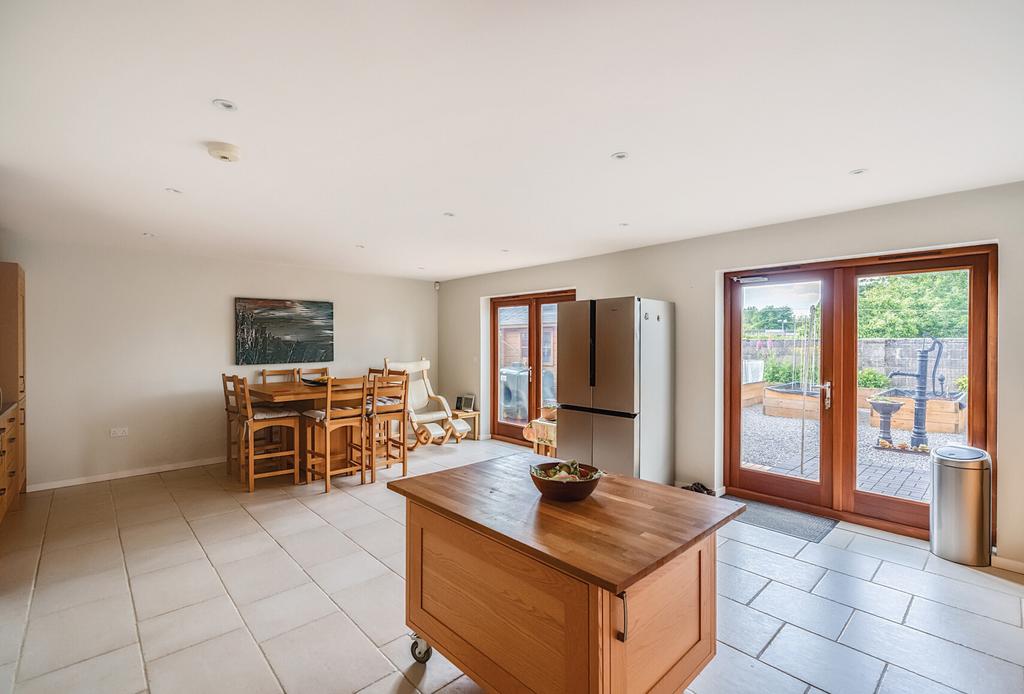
[303,376,368,492]
[367,372,408,482]
[234,376,301,492]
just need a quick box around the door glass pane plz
[740,280,823,481]
[497,304,529,426]
[540,303,559,414]
[856,270,969,503]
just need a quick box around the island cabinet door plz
[603,535,716,694]
[406,503,594,693]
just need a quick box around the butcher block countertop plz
[387,452,745,593]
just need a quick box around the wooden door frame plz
[724,244,998,541]
[724,268,835,508]
[490,290,576,445]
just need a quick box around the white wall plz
[437,181,1024,567]
[0,236,438,488]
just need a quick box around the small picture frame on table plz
[455,394,475,412]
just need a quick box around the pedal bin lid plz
[931,445,991,470]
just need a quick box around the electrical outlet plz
[109,427,129,438]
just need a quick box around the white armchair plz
[384,357,470,448]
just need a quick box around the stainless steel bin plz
[929,445,991,566]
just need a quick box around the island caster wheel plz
[410,636,433,663]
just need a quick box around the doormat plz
[724,495,838,543]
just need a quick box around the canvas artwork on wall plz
[235,298,334,365]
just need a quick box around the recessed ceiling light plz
[212,98,237,112]
[442,212,456,217]
[618,222,630,227]
[610,151,629,160]
[417,266,425,270]
[141,232,157,239]
[848,168,868,175]
[164,187,183,194]
[355,243,365,249]
[500,249,510,253]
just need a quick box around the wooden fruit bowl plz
[529,462,603,502]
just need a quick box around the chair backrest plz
[222,374,240,415]
[370,372,408,416]
[325,376,367,421]
[367,367,386,381]
[260,368,298,384]
[384,358,431,411]
[300,367,330,379]
[233,375,255,420]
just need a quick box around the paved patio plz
[740,406,966,503]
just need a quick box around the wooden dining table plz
[245,380,332,403]
[246,380,349,476]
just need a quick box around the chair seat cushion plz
[302,407,360,422]
[253,407,299,420]
[414,410,448,424]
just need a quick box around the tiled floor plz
[1,439,1022,693]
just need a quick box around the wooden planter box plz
[741,381,765,407]
[762,385,820,420]
[857,387,883,410]
[868,396,966,434]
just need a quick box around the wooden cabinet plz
[0,262,26,524]
[390,454,743,694]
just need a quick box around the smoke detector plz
[207,142,240,162]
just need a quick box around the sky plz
[743,280,821,317]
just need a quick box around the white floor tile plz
[217,549,309,606]
[307,548,392,594]
[873,561,1022,625]
[839,611,1024,694]
[357,671,419,694]
[333,572,408,646]
[689,643,805,694]
[13,644,145,694]
[750,581,852,639]
[718,540,825,590]
[261,612,393,694]
[718,521,807,557]
[811,570,911,623]
[877,666,961,694]
[846,534,929,569]
[238,583,338,642]
[716,596,782,656]
[924,553,1024,599]
[276,524,362,568]
[139,594,244,661]
[18,594,138,681]
[795,542,881,580]
[345,518,406,559]
[905,597,1024,666]
[820,527,856,549]
[761,624,884,694]
[147,628,282,694]
[130,558,224,620]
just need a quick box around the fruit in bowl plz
[530,460,605,501]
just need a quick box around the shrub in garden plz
[857,368,891,388]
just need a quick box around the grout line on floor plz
[11,492,54,684]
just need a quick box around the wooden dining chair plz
[234,376,301,492]
[260,368,299,383]
[299,367,330,380]
[221,374,242,476]
[366,372,408,482]
[303,376,368,492]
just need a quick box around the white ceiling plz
[1,1,1022,281]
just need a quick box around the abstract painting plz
[235,298,334,365]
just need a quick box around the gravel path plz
[740,405,966,502]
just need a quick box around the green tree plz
[743,305,796,334]
[857,271,969,338]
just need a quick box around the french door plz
[491,290,575,443]
[725,245,996,537]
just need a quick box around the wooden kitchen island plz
[387,453,744,694]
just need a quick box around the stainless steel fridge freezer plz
[556,297,675,484]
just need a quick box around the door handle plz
[821,381,832,410]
